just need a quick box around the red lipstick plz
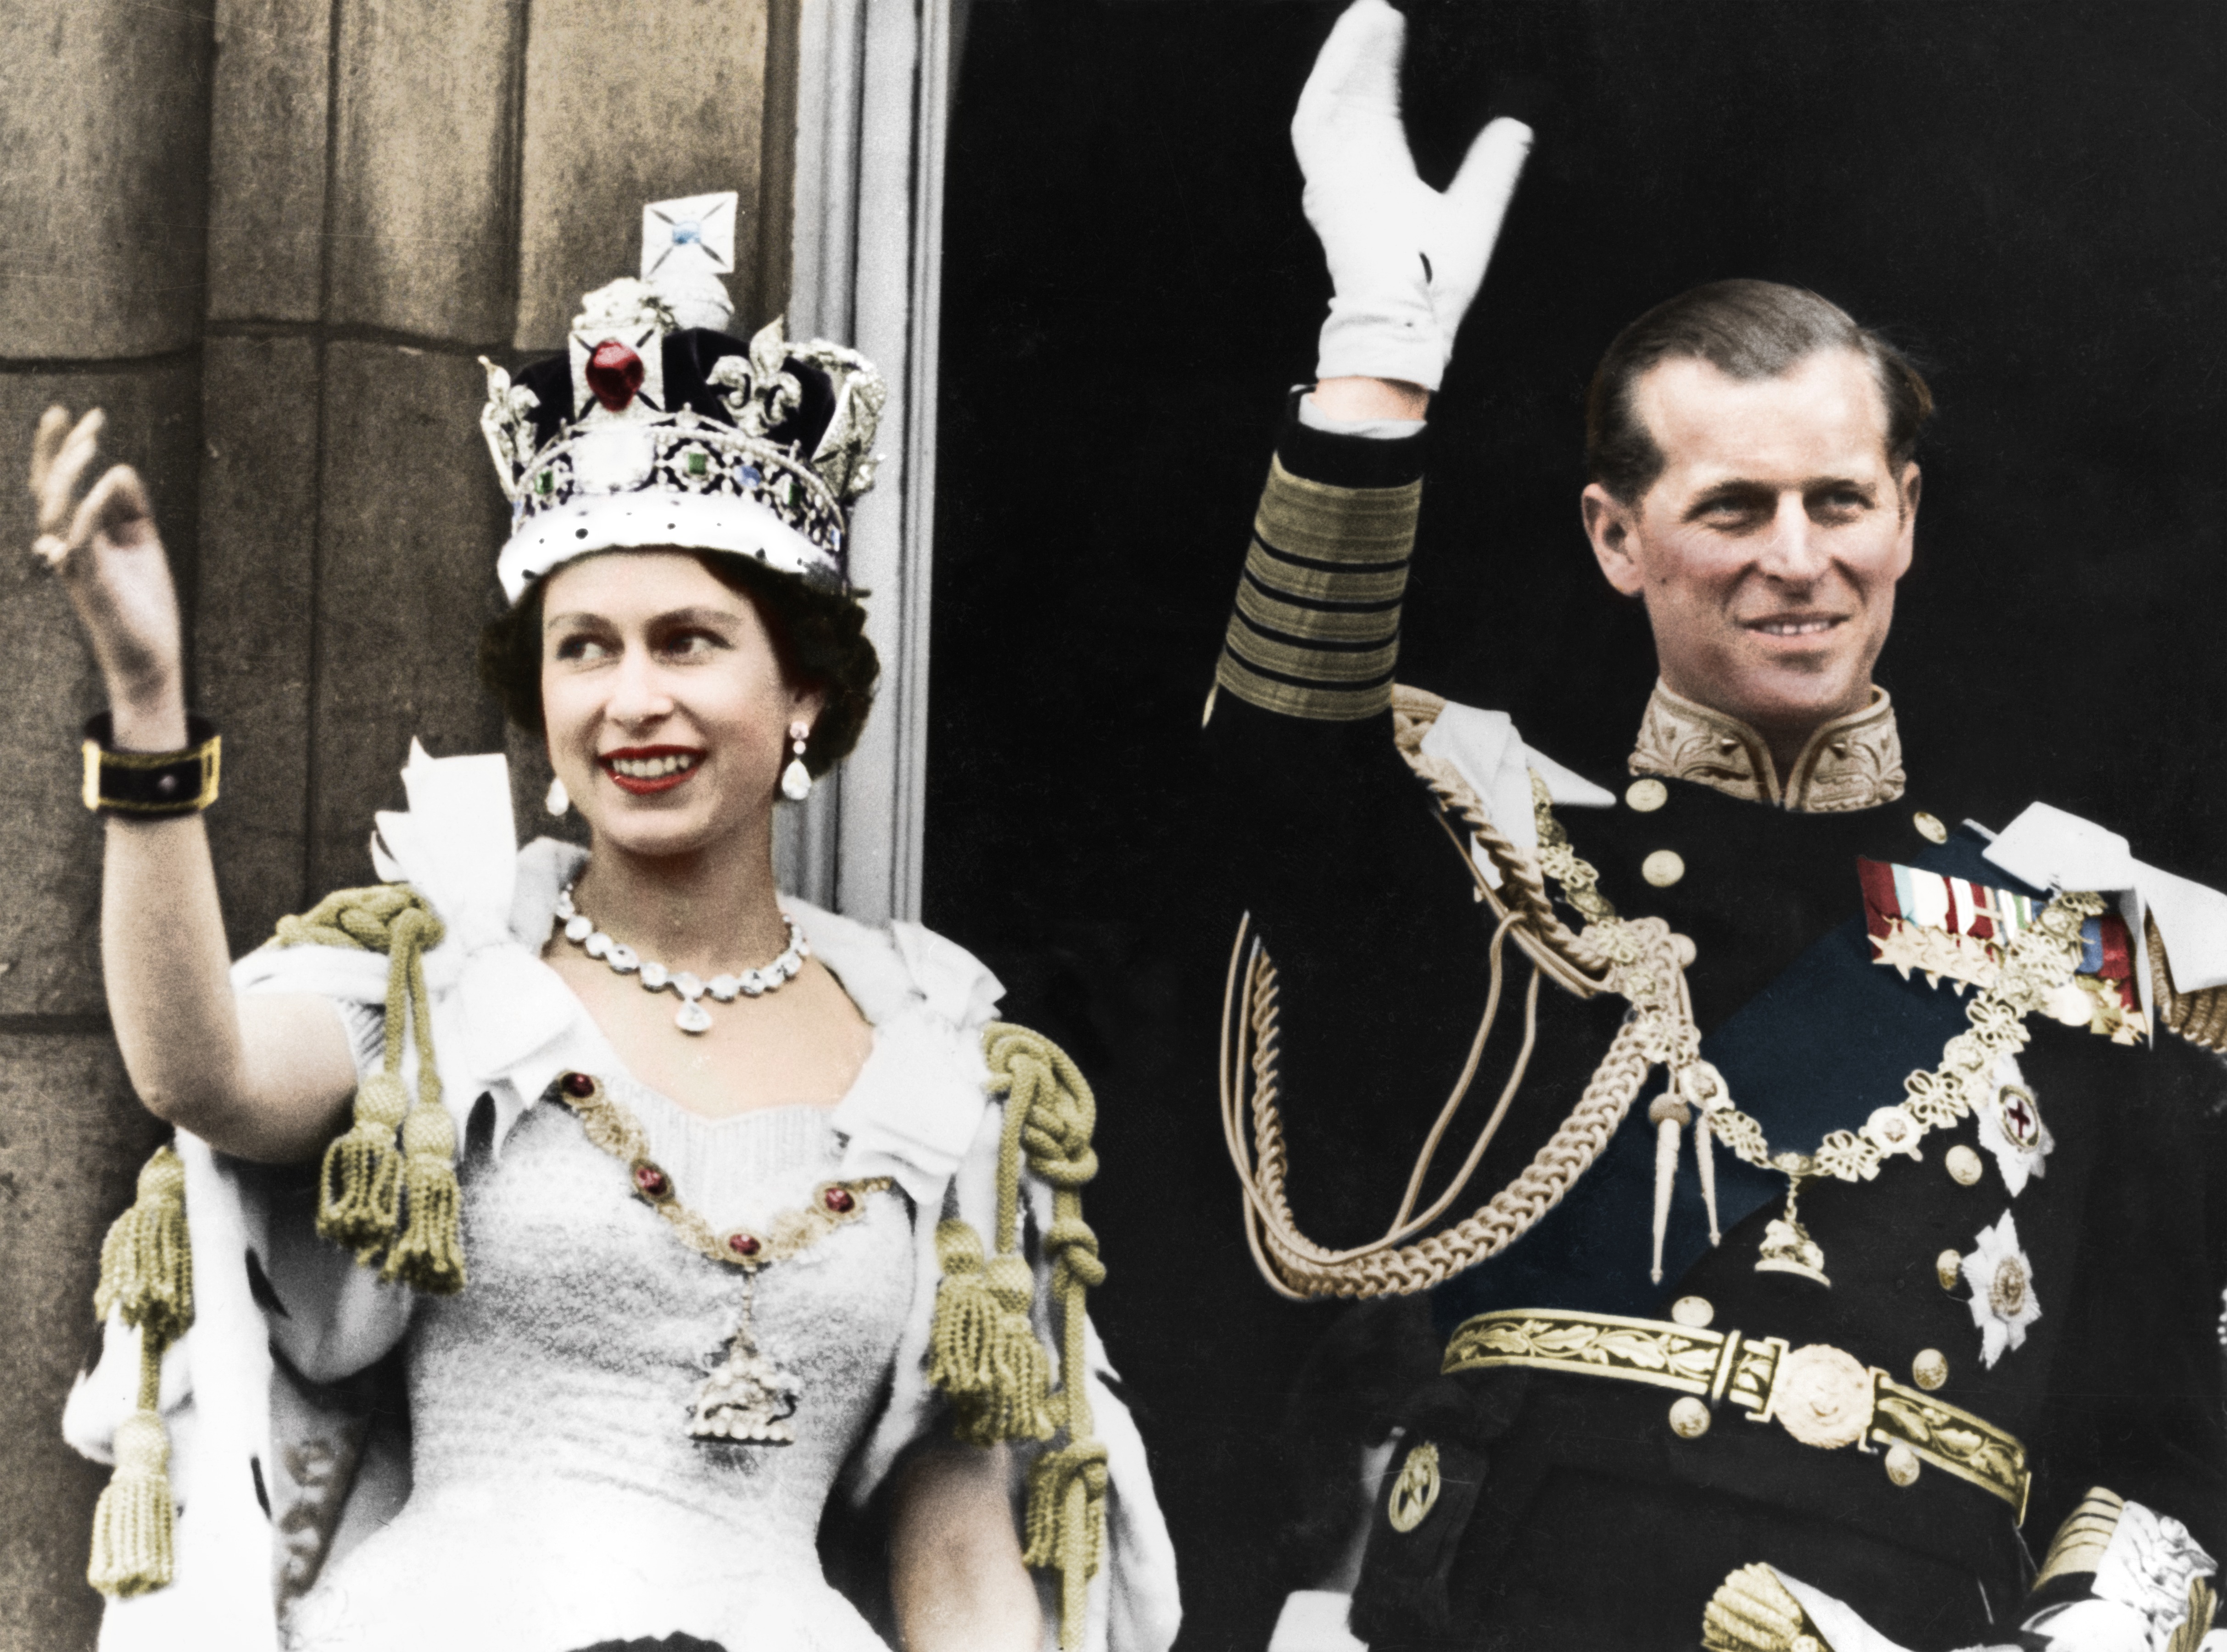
[598,745,704,796]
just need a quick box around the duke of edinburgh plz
[1206,5,2227,1648]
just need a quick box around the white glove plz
[1293,0,1534,390]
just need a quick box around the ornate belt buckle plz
[1757,1343,1876,1451]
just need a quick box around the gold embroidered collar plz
[1628,679,1905,813]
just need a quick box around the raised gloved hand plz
[1294,0,1534,391]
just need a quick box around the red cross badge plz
[1995,1083,2042,1150]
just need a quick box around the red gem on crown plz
[727,1233,761,1258]
[822,1186,855,1215]
[560,1071,596,1098]
[585,341,645,412]
[633,1163,670,1199]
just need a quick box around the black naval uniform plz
[1204,405,2227,1650]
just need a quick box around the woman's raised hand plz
[28,406,186,746]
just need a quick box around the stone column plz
[0,4,215,1646]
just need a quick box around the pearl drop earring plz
[545,776,570,817]
[781,721,813,802]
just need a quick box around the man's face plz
[1582,348,1919,747]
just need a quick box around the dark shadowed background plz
[924,3,2226,1646]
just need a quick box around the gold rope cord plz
[988,1024,1107,1651]
[1218,689,1698,1300]
[924,1023,1106,1649]
[1222,917,1674,1300]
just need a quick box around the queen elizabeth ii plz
[34,205,1176,1652]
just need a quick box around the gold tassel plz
[1023,1442,1110,1648]
[283,887,463,1285]
[86,1409,176,1598]
[380,1101,466,1295]
[976,1253,1055,1444]
[87,1145,195,1601]
[94,1146,192,1348]
[316,1071,408,1257]
[929,1220,1054,1445]
[967,1023,1111,1649]
[928,1220,998,1391]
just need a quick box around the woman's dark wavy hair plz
[1585,279,1934,506]
[477,552,879,778]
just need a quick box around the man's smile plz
[1742,614,1847,638]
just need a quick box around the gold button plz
[1883,1443,1922,1487]
[1642,849,1686,887]
[1936,1249,1964,1291]
[1911,1349,1948,1390]
[1670,1295,1714,1328]
[1913,811,1948,844]
[1625,777,1668,813]
[1667,1397,1711,1439]
[1944,1144,1984,1186]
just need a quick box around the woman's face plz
[539,551,821,860]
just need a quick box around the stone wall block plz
[207,0,338,324]
[514,0,772,351]
[0,367,203,1016]
[329,0,525,344]
[0,5,214,357]
[309,343,507,896]
[197,337,321,952]
[0,1033,172,1652]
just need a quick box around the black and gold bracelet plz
[80,714,221,817]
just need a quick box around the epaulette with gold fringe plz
[2147,916,2227,1054]
[927,1022,1107,1650]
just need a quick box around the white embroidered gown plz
[285,1072,914,1652]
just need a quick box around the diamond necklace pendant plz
[689,1274,801,1444]
[555,885,811,1034]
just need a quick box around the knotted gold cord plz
[274,884,464,1294]
[927,1023,1106,1649]
[86,1146,193,1598]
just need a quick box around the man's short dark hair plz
[1585,279,1934,505]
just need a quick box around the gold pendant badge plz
[1387,1440,1443,1534]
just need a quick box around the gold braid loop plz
[1230,935,1663,1298]
[86,1144,196,1598]
[1223,686,1694,1300]
[274,884,466,1295]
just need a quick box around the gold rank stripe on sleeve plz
[1214,454,1419,722]
[2033,1487,2127,1587]
[1441,1308,2030,1518]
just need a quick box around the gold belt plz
[1443,1309,2029,1519]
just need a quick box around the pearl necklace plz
[554,885,810,1034]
